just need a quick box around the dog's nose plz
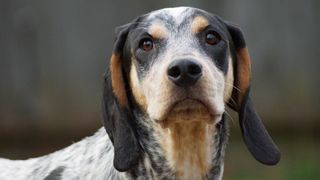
[167,59,202,87]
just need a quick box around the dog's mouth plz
[170,98,208,113]
[155,98,222,127]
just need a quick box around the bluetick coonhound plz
[0,7,280,180]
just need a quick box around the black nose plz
[167,59,202,87]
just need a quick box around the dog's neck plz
[158,121,215,179]
[128,111,228,180]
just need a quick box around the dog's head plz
[102,7,280,172]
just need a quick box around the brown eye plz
[205,31,220,45]
[139,38,153,51]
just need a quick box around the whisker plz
[224,110,235,126]
[228,97,237,107]
[225,82,241,93]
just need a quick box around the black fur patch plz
[44,166,65,180]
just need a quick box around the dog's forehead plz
[145,7,214,26]
[147,7,191,23]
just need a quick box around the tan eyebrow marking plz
[191,16,209,34]
[148,23,168,39]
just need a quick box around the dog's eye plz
[205,31,220,45]
[139,38,153,51]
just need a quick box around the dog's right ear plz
[102,23,140,172]
[225,22,280,165]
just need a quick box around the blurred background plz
[0,0,319,179]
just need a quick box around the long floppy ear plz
[102,23,140,171]
[226,22,280,165]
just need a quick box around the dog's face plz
[103,7,280,172]
[126,8,234,126]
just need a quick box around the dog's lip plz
[155,98,222,122]
[170,98,207,111]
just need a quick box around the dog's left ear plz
[102,23,140,172]
[226,22,280,165]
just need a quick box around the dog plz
[0,7,280,180]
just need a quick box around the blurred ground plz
[224,122,320,180]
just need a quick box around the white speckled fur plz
[0,128,126,180]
